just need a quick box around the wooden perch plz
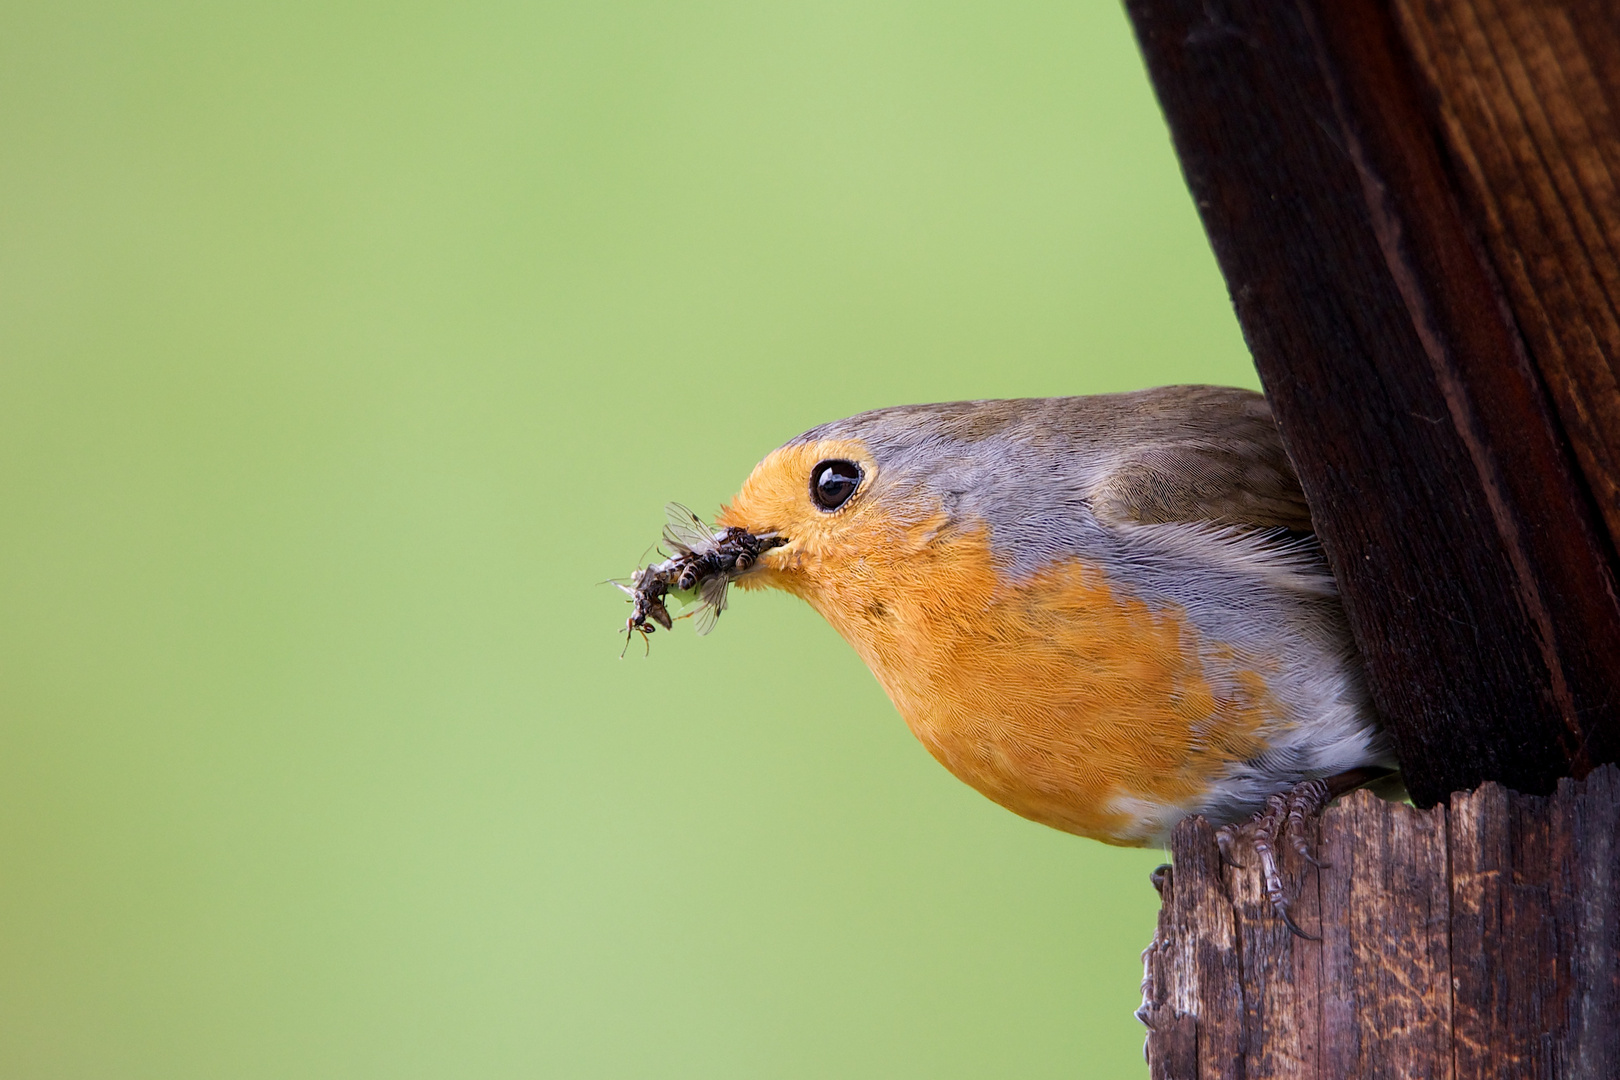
[1140,764,1620,1079]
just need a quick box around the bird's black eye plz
[811,459,862,511]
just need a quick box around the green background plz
[1,2,1257,1077]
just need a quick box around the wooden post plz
[1119,0,1620,1072]
[1123,0,1620,806]
[1139,764,1620,1079]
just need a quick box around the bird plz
[623,385,1398,930]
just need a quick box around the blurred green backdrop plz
[0,2,1257,1077]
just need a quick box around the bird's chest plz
[803,535,1280,845]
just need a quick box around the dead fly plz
[614,503,786,654]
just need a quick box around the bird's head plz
[712,400,1058,606]
[714,435,884,595]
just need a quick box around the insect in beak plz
[615,503,786,653]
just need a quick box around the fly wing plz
[663,502,718,556]
[692,574,730,636]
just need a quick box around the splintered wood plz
[1139,765,1619,1080]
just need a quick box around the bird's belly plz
[811,543,1284,847]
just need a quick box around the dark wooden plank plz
[1317,806,1360,1079]
[1448,782,1511,1077]
[1123,0,1620,805]
[1505,788,1562,1079]
[1392,0,1620,549]
[1535,778,1580,1080]
[1284,821,1324,1080]
[1565,767,1620,1078]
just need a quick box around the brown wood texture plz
[1139,765,1620,1079]
[1123,0,1620,806]
[1393,0,1620,548]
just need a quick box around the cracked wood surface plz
[1140,765,1620,1080]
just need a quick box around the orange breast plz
[746,516,1281,846]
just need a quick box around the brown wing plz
[1089,388,1314,533]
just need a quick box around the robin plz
[621,385,1398,930]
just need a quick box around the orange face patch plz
[718,437,1280,847]
[716,439,880,569]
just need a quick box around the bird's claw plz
[1137,864,1173,1059]
[1233,779,1332,939]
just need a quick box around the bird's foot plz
[1216,778,1332,939]
[1135,864,1172,1026]
[1136,864,1173,1060]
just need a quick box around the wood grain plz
[1393,0,1620,549]
[1141,765,1620,1078]
[1124,0,1620,804]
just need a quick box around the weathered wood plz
[1140,764,1620,1079]
[1344,788,1453,1078]
[1123,0,1620,806]
[1392,0,1620,549]
[1568,764,1620,1078]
